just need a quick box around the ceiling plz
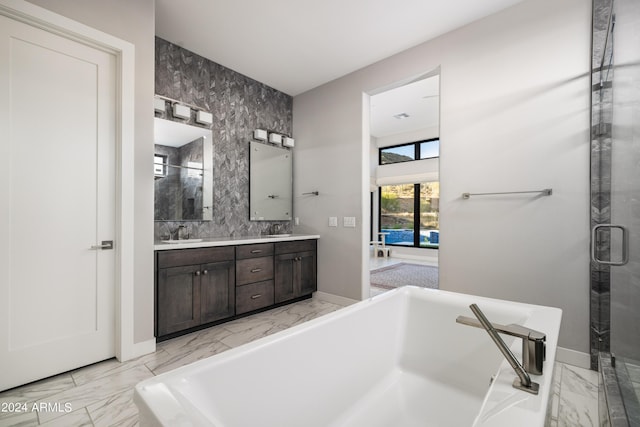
[155,0,524,96]
[370,75,439,138]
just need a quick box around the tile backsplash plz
[154,37,293,240]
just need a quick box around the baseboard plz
[386,252,438,265]
[313,291,358,307]
[123,338,156,361]
[556,346,591,369]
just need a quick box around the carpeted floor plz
[370,262,439,290]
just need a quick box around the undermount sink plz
[161,239,204,244]
[265,234,292,238]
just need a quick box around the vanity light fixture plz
[283,137,295,148]
[196,111,213,125]
[173,103,191,120]
[154,98,166,113]
[254,129,267,141]
[268,133,282,145]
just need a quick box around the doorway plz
[365,70,440,297]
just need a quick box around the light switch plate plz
[329,217,338,227]
[344,217,356,228]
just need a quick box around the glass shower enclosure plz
[591,0,640,424]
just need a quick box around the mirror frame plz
[249,141,293,221]
[154,117,213,221]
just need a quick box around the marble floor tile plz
[226,299,340,330]
[36,365,152,424]
[86,390,137,427]
[0,374,75,406]
[219,322,289,348]
[0,410,38,427]
[39,409,92,427]
[71,359,133,388]
[146,340,231,375]
[283,300,343,327]
[557,364,599,427]
[156,324,232,356]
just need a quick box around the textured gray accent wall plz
[154,37,293,240]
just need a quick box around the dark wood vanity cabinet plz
[156,247,235,337]
[155,239,317,340]
[235,243,275,315]
[274,240,317,303]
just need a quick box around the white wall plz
[27,0,156,344]
[293,0,591,352]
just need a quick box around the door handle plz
[90,240,113,250]
[591,224,629,266]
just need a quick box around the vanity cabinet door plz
[200,260,235,324]
[297,251,317,296]
[274,240,317,303]
[157,265,201,336]
[274,253,296,303]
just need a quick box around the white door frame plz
[0,0,137,361]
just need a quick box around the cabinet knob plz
[250,249,262,254]
[194,270,201,276]
[202,269,208,275]
[251,268,262,273]
[250,294,262,300]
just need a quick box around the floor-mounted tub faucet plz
[456,304,546,395]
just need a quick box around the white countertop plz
[154,233,320,250]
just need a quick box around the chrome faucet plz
[177,225,188,240]
[270,223,281,235]
[456,304,546,395]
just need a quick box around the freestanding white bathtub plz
[134,286,561,427]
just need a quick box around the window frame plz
[378,182,439,250]
[378,137,439,165]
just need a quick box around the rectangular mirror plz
[249,141,292,221]
[154,118,213,221]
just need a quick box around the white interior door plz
[0,13,116,391]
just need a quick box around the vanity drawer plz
[236,280,274,315]
[157,246,235,269]
[275,239,316,255]
[236,243,274,259]
[236,256,274,285]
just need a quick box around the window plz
[379,138,439,165]
[379,182,439,249]
[420,139,439,160]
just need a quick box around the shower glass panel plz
[592,0,640,423]
[609,0,640,366]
